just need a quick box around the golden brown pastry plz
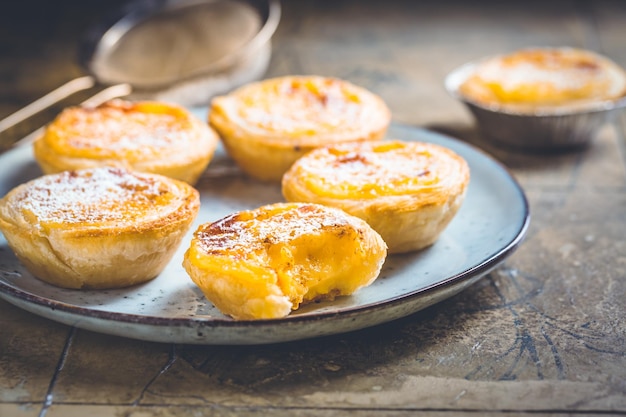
[282,140,470,254]
[0,167,200,289]
[458,47,626,112]
[208,75,391,182]
[33,99,219,185]
[183,202,387,320]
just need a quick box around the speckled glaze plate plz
[0,124,529,345]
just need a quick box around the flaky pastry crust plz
[208,75,391,182]
[458,47,626,112]
[33,99,219,185]
[0,167,200,289]
[282,140,470,254]
[183,202,387,320]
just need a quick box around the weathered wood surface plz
[1,0,625,416]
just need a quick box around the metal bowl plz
[445,54,626,152]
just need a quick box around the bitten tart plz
[208,75,391,182]
[34,99,219,185]
[458,47,626,112]
[183,202,387,320]
[282,140,470,254]
[0,167,200,289]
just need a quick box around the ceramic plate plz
[0,124,529,345]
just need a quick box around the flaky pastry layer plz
[34,99,219,184]
[0,167,200,289]
[183,202,387,320]
[282,140,470,253]
[209,75,391,181]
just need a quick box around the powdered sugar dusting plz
[65,112,182,151]
[295,141,463,199]
[50,101,203,161]
[224,76,386,140]
[196,204,352,255]
[17,168,174,225]
[480,61,594,92]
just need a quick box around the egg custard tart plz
[0,167,200,289]
[34,99,219,185]
[282,140,470,254]
[183,202,387,320]
[458,47,626,112]
[208,75,391,182]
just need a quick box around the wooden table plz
[1,0,625,415]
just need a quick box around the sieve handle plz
[0,76,95,133]
[0,78,132,153]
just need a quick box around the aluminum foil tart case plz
[445,48,626,152]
